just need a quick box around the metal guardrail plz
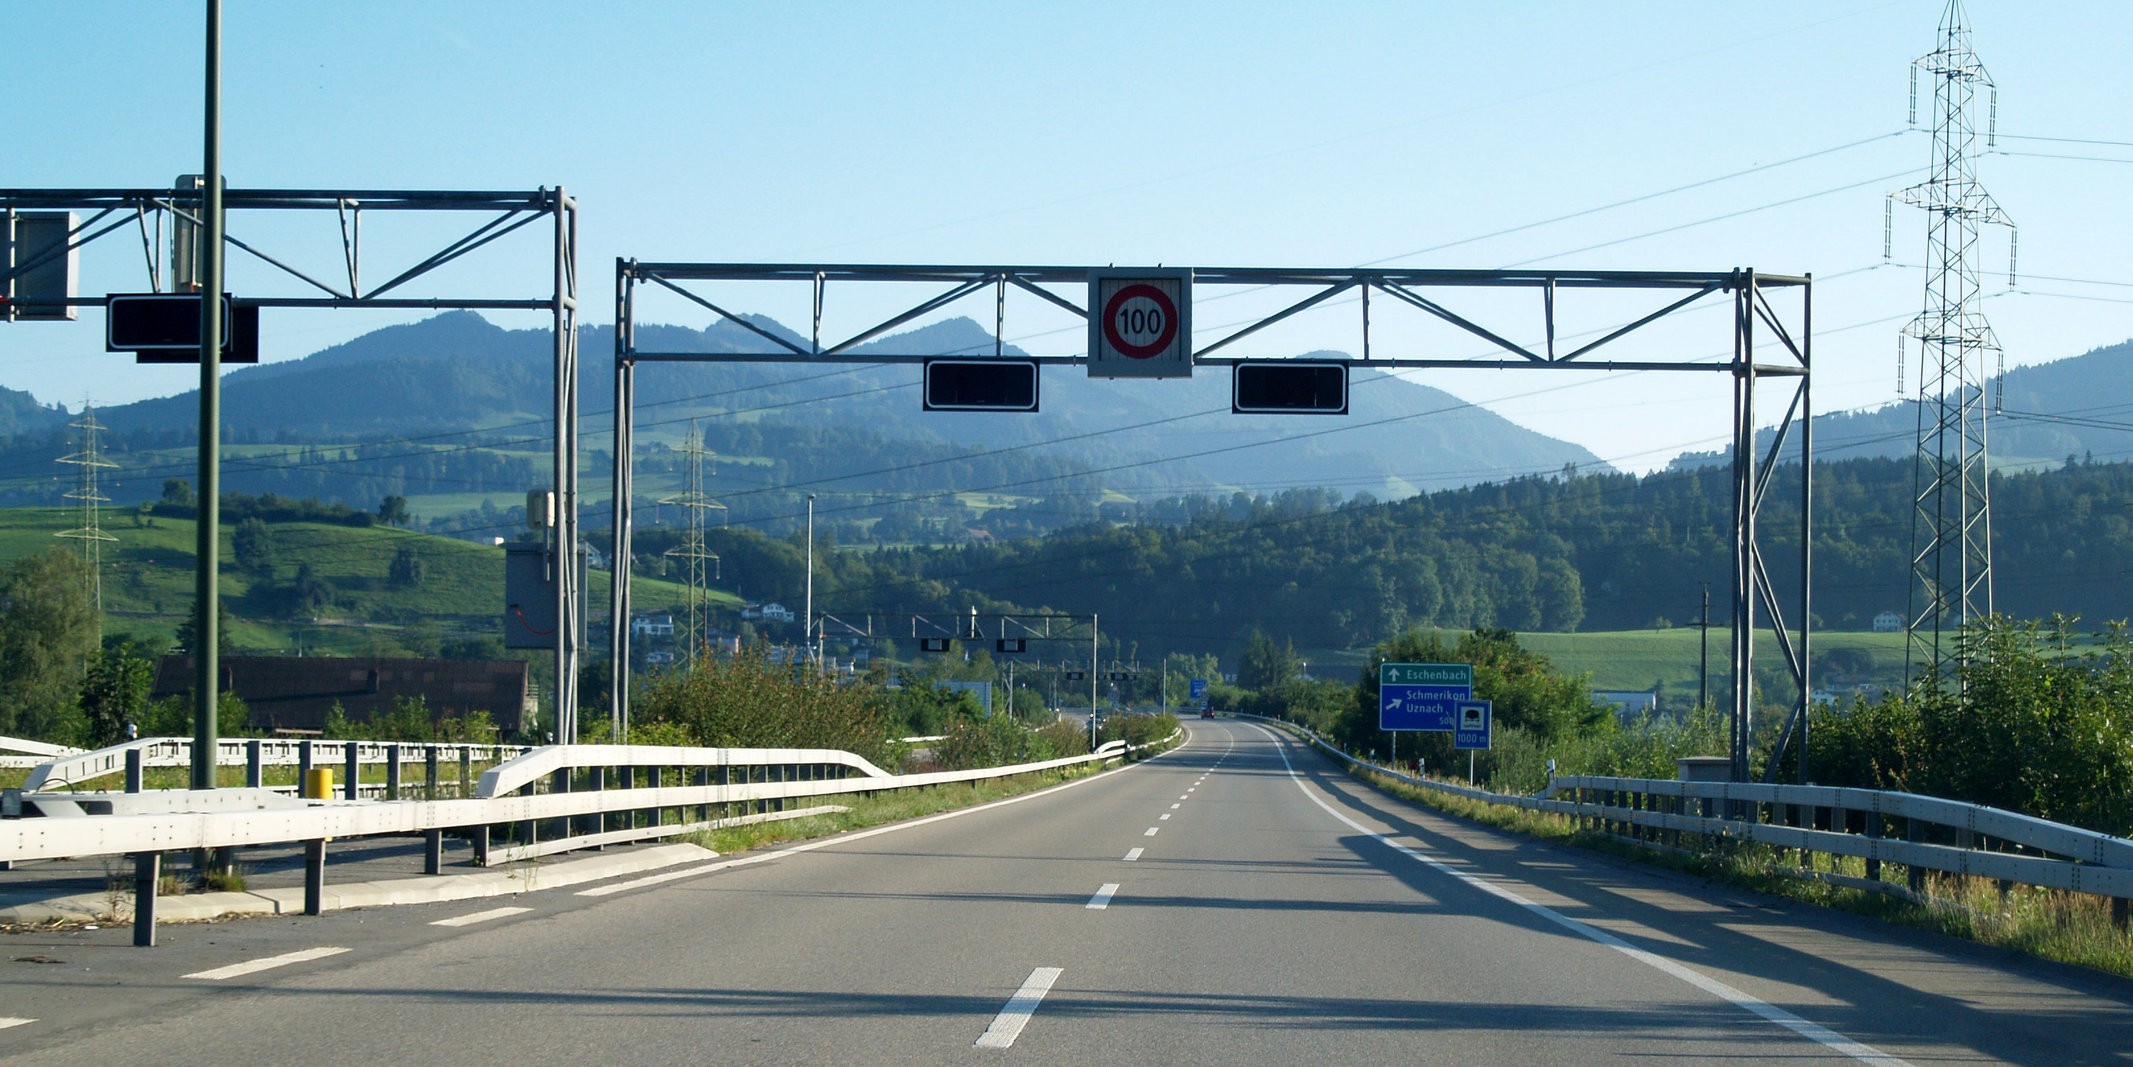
[20,737,527,794]
[1,726,1182,945]
[1,734,83,770]
[1235,713,2133,908]
[1,736,1169,865]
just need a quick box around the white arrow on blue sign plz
[1379,662,1472,731]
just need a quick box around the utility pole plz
[1890,0,2014,684]
[805,494,815,673]
[1699,581,1711,711]
[192,0,224,794]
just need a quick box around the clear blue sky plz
[6,1,2130,473]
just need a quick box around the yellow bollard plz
[303,768,334,800]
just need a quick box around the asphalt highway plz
[3,719,2129,1064]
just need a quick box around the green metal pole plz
[191,0,223,792]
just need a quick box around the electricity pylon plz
[55,402,119,632]
[1887,0,2014,683]
[660,421,724,664]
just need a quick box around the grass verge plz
[1273,720,2133,980]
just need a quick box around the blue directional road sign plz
[1189,678,1208,701]
[1453,700,1493,751]
[1379,662,1472,731]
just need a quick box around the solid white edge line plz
[1241,722,1913,1067]
[430,905,532,928]
[975,966,1064,1048]
[1086,883,1120,910]
[1123,847,1144,861]
[581,732,1187,898]
[0,1018,33,1031]
[183,946,350,981]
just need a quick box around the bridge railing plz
[18,737,527,800]
[1,734,84,771]
[1,734,1175,865]
[1236,713,2133,912]
[2,728,1179,944]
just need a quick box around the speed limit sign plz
[1089,268,1192,378]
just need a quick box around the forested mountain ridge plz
[1672,337,2133,471]
[762,456,2133,661]
[2,311,1603,520]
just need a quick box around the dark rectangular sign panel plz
[107,294,258,363]
[1232,361,1347,414]
[924,359,1039,412]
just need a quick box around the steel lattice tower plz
[1889,0,2014,683]
[55,402,119,626]
[660,421,724,664]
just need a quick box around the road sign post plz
[1378,662,1473,732]
[1088,269,1191,379]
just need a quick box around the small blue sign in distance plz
[1453,700,1493,750]
[1189,678,1208,700]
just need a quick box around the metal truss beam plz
[1,185,583,741]
[611,261,1810,781]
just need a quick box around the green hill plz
[0,508,712,657]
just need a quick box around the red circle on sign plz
[1102,283,1179,360]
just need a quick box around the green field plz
[1520,628,1910,708]
[1310,627,1912,712]
[1,507,718,657]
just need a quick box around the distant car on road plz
[1200,708,1215,719]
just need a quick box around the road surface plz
[3,719,2128,1064]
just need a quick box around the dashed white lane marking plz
[1159,813,1171,821]
[1123,847,1144,861]
[1244,722,1913,1067]
[1170,803,1181,809]
[975,967,1064,1049]
[0,1019,33,1032]
[1144,827,1160,836]
[1086,883,1120,910]
[583,742,1182,898]
[184,946,349,981]
[430,905,531,927]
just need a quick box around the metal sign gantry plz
[611,261,1812,783]
[1,185,583,738]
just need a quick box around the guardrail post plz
[1906,817,1926,895]
[551,766,571,843]
[649,765,663,828]
[386,744,402,800]
[125,748,143,794]
[2114,896,2129,931]
[424,829,444,875]
[620,766,637,831]
[132,851,159,947]
[246,739,263,788]
[696,766,711,825]
[299,739,314,784]
[343,744,359,800]
[459,748,472,798]
[303,838,325,916]
[472,824,491,867]
[426,745,440,799]
[1865,810,1883,882]
[587,766,605,843]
